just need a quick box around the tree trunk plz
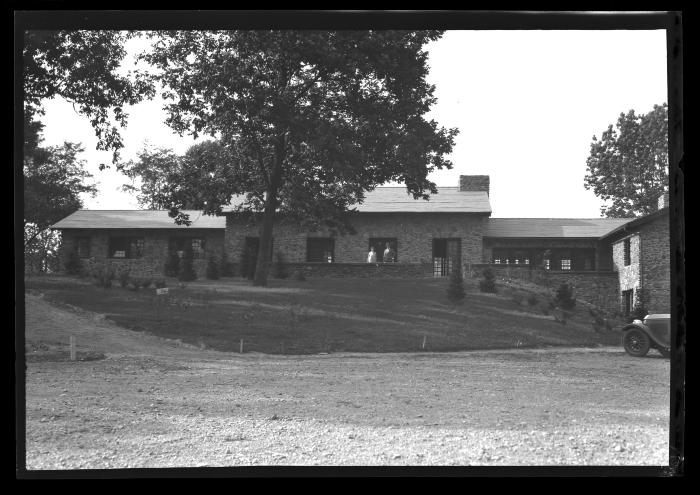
[252,201,275,287]
[252,134,286,287]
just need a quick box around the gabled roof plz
[485,217,635,239]
[221,187,492,214]
[598,207,669,241]
[51,210,225,230]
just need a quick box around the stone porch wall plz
[58,228,225,279]
[226,212,489,269]
[467,263,620,313]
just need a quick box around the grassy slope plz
[25,275,621,354]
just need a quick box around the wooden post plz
[239,339,243,354]
[421,335,427,350]
[70,335,76,361]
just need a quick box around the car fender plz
[621,323,667,349]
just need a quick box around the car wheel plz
[622,329,651,357]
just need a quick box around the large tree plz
[23,117,97,271]
[121,140,236,210]
[584,103,668,218]
[136,30,458,286]
[23,30,153,162]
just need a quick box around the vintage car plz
[621,313,671,358]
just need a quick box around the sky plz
[37,29,668,218]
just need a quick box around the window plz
[307,238,335,263]
[543,259,550,270]
[76,237,91,258]
[623,289,634,315]
[560,259,572,270]
[109,237,144,259]
[369,238,398,262]
[169,237,206,259]
[623,238,631,266]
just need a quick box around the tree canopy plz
[134,30,459,285]
[121,140,235,210]
[584,103,668,218]
[23,117,97,271]
[23,30,153,162]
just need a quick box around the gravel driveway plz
[22,295,671,468]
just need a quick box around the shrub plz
[527,293,539,307]
[554,283,576,310]
[164,251,180,277]
[628,302,649,323]
[511,291,524,305]
[446,269,466,304]
[272,251,289,279]
[589,308,607,333]
[128,277,142,291]
[64,251,82,276]
[219,251,234,277]
[118,269,130,288]
[479,266,497,293]
[240,248,254,279]
[141,277,153,289]
[92,266,115,288]
[178,248,197,282]
[206,256,220,280]
[154,279,167,289]
[292,269,306,281]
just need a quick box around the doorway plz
[432,238,461,277]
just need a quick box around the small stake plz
[70,335,76,361]
[421,335,427,350]
[240,339,244,354]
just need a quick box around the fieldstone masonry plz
[459,175,490,195]
[59,229,225,279]
[610,211,670,313]
[225,212,489,277]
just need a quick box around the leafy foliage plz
[64,250,82,275]
[206,256,220,280]
[23,118,97,273]
[92,265,115,288]
[446,269,466,304]
[219,251,234,277]
[584,103,668,218]
[554,283,576,311]
[23,30,154,162]
[131,30,458,285]
[178,248,197,282]
[479,266,497,293]
[164,251,181,277]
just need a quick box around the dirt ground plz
[22,294,671,469]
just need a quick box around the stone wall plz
[277,262,434,278]
[466,263,620,313]
[58,228,225,279]
[610,212,670,314]
[639,214,671,313]
[226,212,489,269]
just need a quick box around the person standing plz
[367,246,377,263]
[383,242,394,263]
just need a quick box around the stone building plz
[52,210,225,278]
[222,176,492,278]
[600,194,671,314]
[50,176,671,314]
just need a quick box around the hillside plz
[24,274,623,354]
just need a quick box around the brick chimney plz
[459,175,490,195]
[658,191,669,210]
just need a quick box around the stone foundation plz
[271,262,434,278]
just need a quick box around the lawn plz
[24,274,621,354]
